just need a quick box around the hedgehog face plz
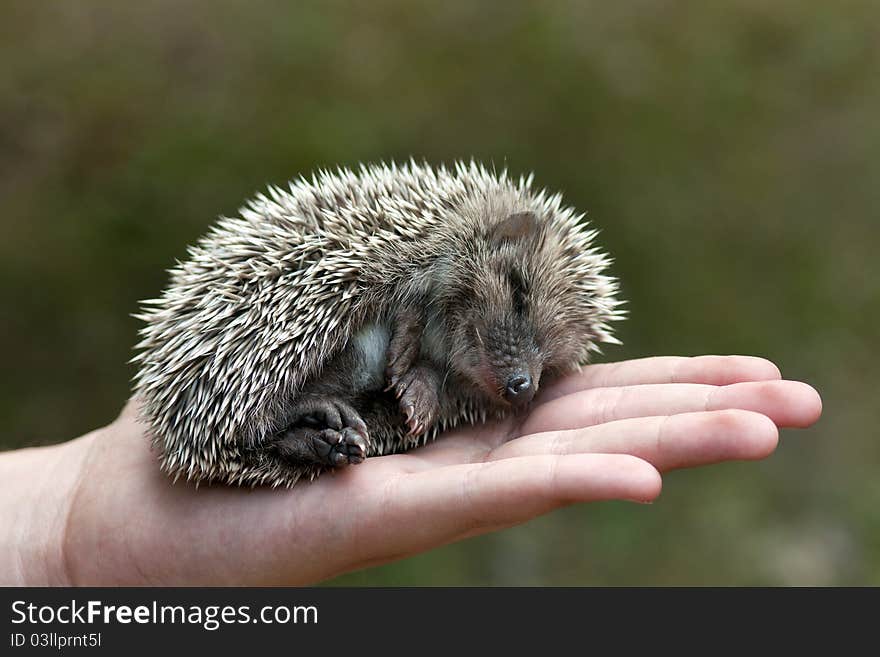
[449,306,543,408]
[443,210,602,408]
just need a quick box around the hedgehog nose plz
[504,373,535,406]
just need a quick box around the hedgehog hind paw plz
[334,427,368,465]
[275,425,368,468]
[289,395,368,436]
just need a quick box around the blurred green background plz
[1,0,877,585]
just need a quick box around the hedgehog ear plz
[490,211,540,243]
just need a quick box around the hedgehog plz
[132,161,623,487]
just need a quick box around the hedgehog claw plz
[393,365,440,438]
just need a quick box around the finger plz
[539,355,782,403]
[493,410,778,471]
[523,380,821,435]
[343,454,661,568]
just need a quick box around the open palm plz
[51,355,820,585]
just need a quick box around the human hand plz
[3,355,821,585]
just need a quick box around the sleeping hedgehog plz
[132,161,623,487]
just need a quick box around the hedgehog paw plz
[290,396,368,435]
[394,364,440,437]
[276,426,368,468]
[319,427,368,467]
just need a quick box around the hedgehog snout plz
[484,350,542,408]
[471,320,543,407]
[504,372,535,406]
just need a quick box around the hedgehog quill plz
[133,161,623,487]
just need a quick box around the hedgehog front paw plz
[392,364,441,437]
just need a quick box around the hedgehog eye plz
[509,266,529,315]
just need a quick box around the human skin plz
[0,355,821,586]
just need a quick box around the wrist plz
[0,431,94,585]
